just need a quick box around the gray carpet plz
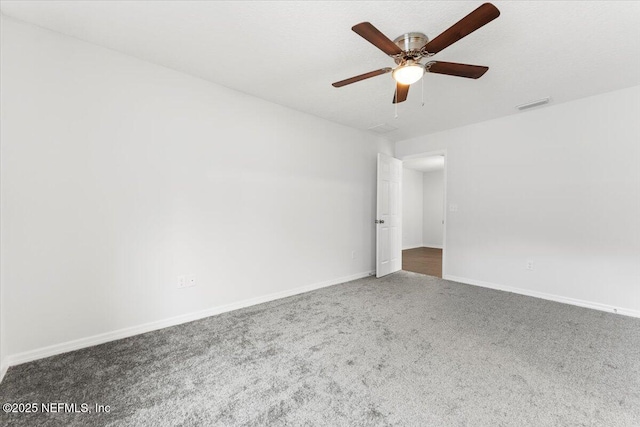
[1,271,639,426]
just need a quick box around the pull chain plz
[421,78,425,107]
[394,82,398,119]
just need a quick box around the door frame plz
[399,149,448,278]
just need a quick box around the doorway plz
[401,153,446,277]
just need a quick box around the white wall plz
[402,168,423,249]
[422,170,444,248]
[0,16,393,362]
[0,276,4,381]
[396,85,640,316]
[0,42,5,378]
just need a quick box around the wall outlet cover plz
[177,275,187,288]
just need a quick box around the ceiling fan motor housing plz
[393,32,429,63]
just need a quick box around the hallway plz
[402,247,443,277]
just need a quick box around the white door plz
[376,153,402,277]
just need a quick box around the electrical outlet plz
[351,251,356,260]
[526,260,534,271]
[449,204,458,212]
[177,275,187,289]
[177,274,196,289]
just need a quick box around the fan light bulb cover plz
[393,64,425,85]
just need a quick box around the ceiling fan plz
[332,3,500,104]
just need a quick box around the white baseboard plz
[402,244,443,250]
[0,360,8,384]
[444,275,640,319]
[422,244,443,249]
[402,244,423,250]
[5,270,375,369]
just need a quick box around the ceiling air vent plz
[516,97,550,111]
[368,123,398,134]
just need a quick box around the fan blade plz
[332,68,392,87]
[393,83,409,104]
[424,3,500,54]
[352,22,403,56]
[427,61,489,79]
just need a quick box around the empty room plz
[0,1,639,426]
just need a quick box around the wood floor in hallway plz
[402,247,443,278]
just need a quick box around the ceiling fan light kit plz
[332,2,500,104]
[392,62,425,85]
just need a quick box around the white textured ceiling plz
[2,1,639,142]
